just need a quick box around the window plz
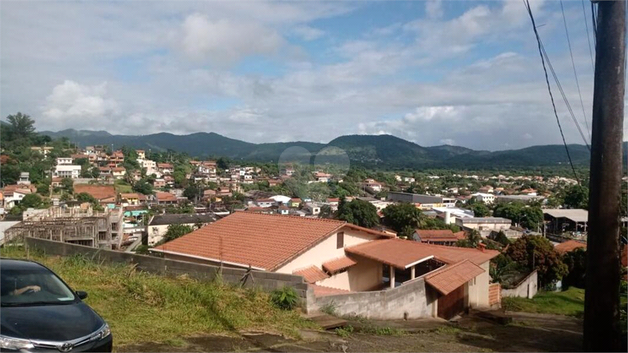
[336,231,344,249]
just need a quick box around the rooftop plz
[152,212,391,271]
[543,209,588,223]
[425,260,485,295]
[554,240,587,254]
[149,213,216,226]
[345,238,499,269]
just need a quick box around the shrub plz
[270,286,299,310]
[335,325,354,338]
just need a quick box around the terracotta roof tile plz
[416,229,458,242]
[153,212,349,270]
[293,266,329,283]
[322,256,357,274]
[425,260,485,295]
[310,284,351,297]
[554,240,587,254]
[346,238,499,269]
[155,192,177,201]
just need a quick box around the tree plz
[469,202,490,217]
[90,166,101,179]
[318,204,334,219]
[563,248,587,289]
[133,179,153,195]
[76,192,97,204]
[494,230,510,246]
[456,229,482,248]
[60,178,74,194]
[6,112,36,141]
[336,199,379,228]
[506,235,568,287]
[563,184,589,209]
[164,224,194,242]
[216,157,229,170]
[382,202,424,234]
[183,184,203,202]
[20,193,43,208]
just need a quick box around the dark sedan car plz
[0,258,112,352]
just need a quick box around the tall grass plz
[1,247,313,347]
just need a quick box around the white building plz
[140,159,157,175]
[56,157,73,165]
[471,193,495,204]
[54,165,81,179]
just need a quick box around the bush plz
[270,286,299,310]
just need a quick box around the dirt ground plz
[118,311,583,352]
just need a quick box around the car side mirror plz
[76,291,88,300]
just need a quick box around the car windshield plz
[1,267,77,306]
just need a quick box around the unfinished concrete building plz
[4,206,124,249]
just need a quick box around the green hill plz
[38,129,599,168]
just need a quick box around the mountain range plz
[39,129,595,169]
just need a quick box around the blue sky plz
[0,0,612,150]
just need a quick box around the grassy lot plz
[0,246,314,348]
[114,180,133,193]
[502,287,586,317]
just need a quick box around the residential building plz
[157,163,174,175]
[53,164,81,179]
[313,172,331,183]
[146,213,216,246]
[17,172,30,185]
[136,150,146,159]
[155,192,178,205]
[56,157,73,165]
[554,240,587,254]
[387,192,456,209]
[153,179,166,188]
[119,193,146,206]
[151,212,499,320]
[364,179,382,193]
[111,167,126,179]
[30,146,54,156]
[495,195,544,204]
[140,159,157,175]
[289,198,302,208]
[255,198,275,208]
[456,217,512,231]
[432,207,474,224]
[198,161,217,175]
[412,229,466,246]
[471,193,495,204]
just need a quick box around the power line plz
[581,0,595,72]
[523,0,579,183]
[561,0,591,139]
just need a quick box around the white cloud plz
[173,13,284,65]
[425,0,444,19]
[42,80,117,129]
[292,25,325,41]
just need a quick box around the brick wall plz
[24,237,308,300]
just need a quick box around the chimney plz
[477,242,486,252]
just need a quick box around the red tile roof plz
[293,266,329,283]
[416,229,458,242]
[425,260,485,295]
[310,284,351,297]
[155,192,177,202]
[346,238,499,269]
[74,184,116,201]
[322,256,357,274]
[152,212,353,270]
[554,240,587,254]
[453,231,467,240]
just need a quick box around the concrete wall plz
[276,228,381,282]
[468,261,491,308]
[307,276,438,320]
[502,270,538,299]
[24,237,308,299]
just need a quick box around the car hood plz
[1,302,104,341]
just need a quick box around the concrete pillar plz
[390,266,395,288]
[411,266,416,280]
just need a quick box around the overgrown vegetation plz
[0,247,313,347]
[270,286,299,310]
[502,287,585,318]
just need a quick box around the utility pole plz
[584,1,625,352]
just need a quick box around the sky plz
[0,0,620,150]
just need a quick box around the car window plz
[1,267,76,306]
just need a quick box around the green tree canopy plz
[336,198,379,228]
[469,202,490,217]
[563,185,589,209]
[506,235,568,287]
[164,224,194,242]
[382,202,424,236]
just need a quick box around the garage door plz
[437,284,465,320]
